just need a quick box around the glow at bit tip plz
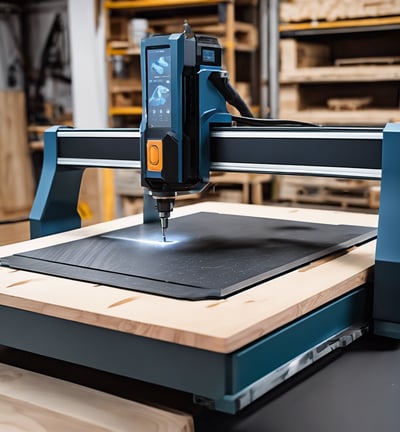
[102,234,178,246]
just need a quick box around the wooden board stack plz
[279,37,400,125]
[280,0,400,23]
[274,176,380,209]
[0,363,193,431]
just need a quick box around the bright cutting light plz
[103,234,179,246]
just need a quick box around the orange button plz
[149,145,159,165]
[147,139,163,172]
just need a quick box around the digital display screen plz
[147,47,171,128]
[202,48,215,63]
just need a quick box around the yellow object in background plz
[78,201,93,221]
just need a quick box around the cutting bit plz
[160,215,168,242]
[155,196,174,243]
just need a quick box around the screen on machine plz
[147,47,171,128]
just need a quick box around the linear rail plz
[55,126,383,179]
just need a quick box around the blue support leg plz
[30,126,84,238]
[374,123,400,339]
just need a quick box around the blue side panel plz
[228,288,367,395]
[198,68,231,184]
[0,304,228,399]
[30,126,83,238]
[374,123,400,338]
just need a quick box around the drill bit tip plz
[161,221,167,242]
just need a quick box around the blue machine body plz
[140,32,231,199]
[30,125,83,239]
[374,123,400,338]
[30,31,232,234]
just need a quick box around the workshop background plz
[1,0,398,246]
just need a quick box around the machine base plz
[374,320,400,339]
[0,287,368,414]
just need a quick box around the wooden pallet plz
[279,38,400,124]
[280,83,400,125]
[280,0,400,23]
[274,176,380,209]
[280,39,400,82]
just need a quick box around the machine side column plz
[374,123,400,339]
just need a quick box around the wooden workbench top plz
[0,362,193,431]
[0,202,378,354]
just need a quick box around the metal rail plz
[55,126,383,179]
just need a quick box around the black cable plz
[0,217,29,225]
[208,72,320,127]
[209,71,254,118]
[232,115,320,127]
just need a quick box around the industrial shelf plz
[105,0,258,129]
[104,0,231,10]
[106,46,141,56]
[279,13,400,126]
[109,106,142,116]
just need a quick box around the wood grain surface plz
[0,91,34,217]
[0,220,30,246]
[0,363,194,431]
[0,202,378,353]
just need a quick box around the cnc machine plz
[0,27,399,414]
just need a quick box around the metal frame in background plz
[259,0,280,118]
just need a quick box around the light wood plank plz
[280,1,400,24]
[0,91,34,217]
[0,220,30,246]
[0,202,378,353]
[279,108,400,125]
[280,65,400,83]
[0,363,193,432]
[335,56,400,66]
[327,96,373,111]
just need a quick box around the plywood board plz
[0,202,378,353]
[280,65,400,83]
[0,220,30,246]
[279,108,400,126]
[280,0,400,23]
[0,91,34,216]
[0,363,193,431]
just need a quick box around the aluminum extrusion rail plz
[55,126,383,179]
[210,127,382,180]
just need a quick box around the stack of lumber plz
[279,38,400,125]
[274,176,380,209]
[281,0,400,23]
[0,362,193,431]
